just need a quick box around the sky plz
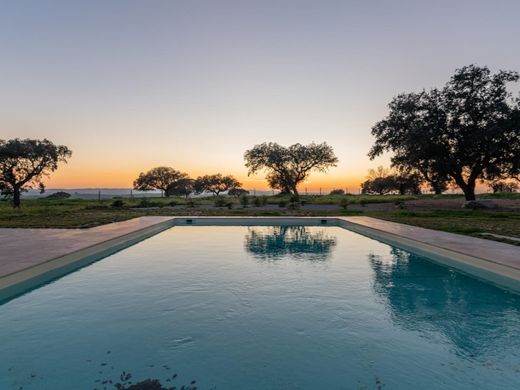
[1,0,519,191]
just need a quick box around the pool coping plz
[1,216,519,301]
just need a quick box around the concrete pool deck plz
[0,216,175,278]
[1,216,519,299]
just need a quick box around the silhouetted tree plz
[361,176,395,195]
[0,138,71,207]
[329,188,345,195]
[393,171,422,195]
[165,177,194,198]
[133,167,190,197]
[244,142,338,196]
[489,180,518,193]
[360,167,422,195]
[228,187,250,197]
[369,65,520,201]
[193,174,241,196]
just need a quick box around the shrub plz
[168,200,177,207]
[394,200,405,209]
[261,196,268,206]
[186,199,196,208]
[339,198,349,210]
[45,191,71,199]
[329,189,345,195]
[252,197,262,207]
[287,201,300,211]
[278,199,287,208]
[240,195,249,208]
[226,201,234,209]
[137,198,162,208]
[85,204,110,210]
[111,199,125,208]
[214,196,227,207]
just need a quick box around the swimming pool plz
[1,225,519,389]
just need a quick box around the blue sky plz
[0,0,518,189]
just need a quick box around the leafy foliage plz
[361,167,422,195]
[244,142,338,196]
[193,174,241,196]
[165,178,194,198]
[45,191,71,199]
[370,65,520,200]
[133,167,190,197]
[228,187,249,197]
[0,138,71,207]
[489,180,518,193]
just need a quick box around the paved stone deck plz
[1,216,518,282]
[0,217,174,278]
[341,216,520,270]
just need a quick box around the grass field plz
[1,194,519,244]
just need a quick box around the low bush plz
[136,198,162,208]
[111,199,125,208]
[240,195,249,208]
[214,196,227,207]
[45,191,71,200]
[394,200,405,210]
[252,197,262,207]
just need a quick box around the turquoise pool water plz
[1,226,519,389]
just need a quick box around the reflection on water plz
[244,226,337,261]
[369,247,520,357]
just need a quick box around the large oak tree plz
[133,167,190,197]
[193,174,241,196]
[369,65,520,201]
[244,142,338,196]
[0,138,71,207]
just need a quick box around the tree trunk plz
[13,186,21,208]
[462,185,476,201]
[291,185,299,197]
[452,172,477,201]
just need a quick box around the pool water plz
[1,226,519,389]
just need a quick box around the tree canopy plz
[244,142,338,196]
[193,174,241,196]
[133,167,190,197]
[361,167,422,195]
[369,65,520,200]
[165,177,194,198]
[0,138,71,207]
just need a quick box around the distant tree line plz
[133,168,242,197]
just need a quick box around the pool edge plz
[2,216,519,302]
[336,218,520,293]
[0,219,175,302]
